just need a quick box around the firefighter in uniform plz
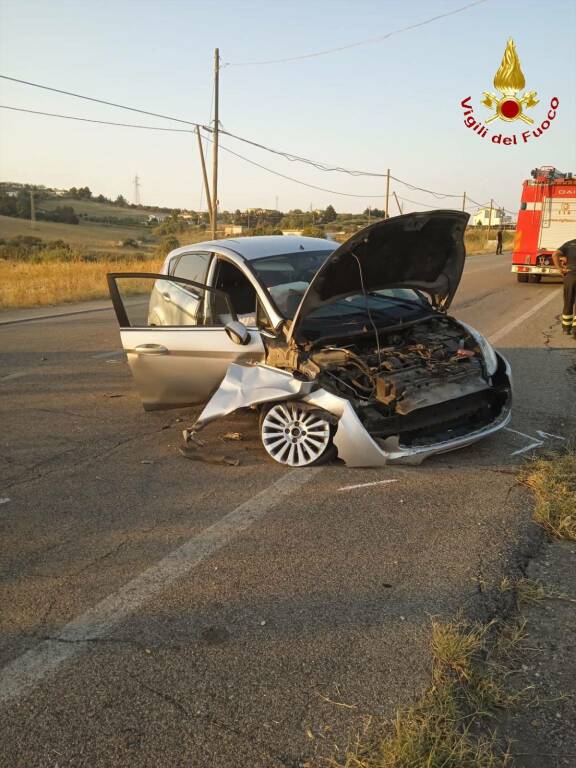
[552,238,576,336]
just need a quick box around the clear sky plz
[0,0,574,215]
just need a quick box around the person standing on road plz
[496,228,504,255]
[552,238,576,336]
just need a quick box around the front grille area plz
[366,388,509,446]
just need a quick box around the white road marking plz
[0,372,26,382]
[504,427,565,456]
[338,479,398,491]
[0,468,319,706]
[488,289,562,345]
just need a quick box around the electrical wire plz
[0,74,204,128]
[202,133,389,198]
[0,74,483,199]
[0,104,195,132]
[225,0,488,66]
[352,251,382,369]
[0,104,514,211]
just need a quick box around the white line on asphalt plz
[488,289,562,345]
[338,479,398,491]
[0,372,26,382]
[504,427,566,456]
[504,427,540,441]
[0,468,319,706]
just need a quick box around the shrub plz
[155,235,180,257]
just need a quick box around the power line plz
[0,104,387,199]
[0,75,479,200]
[0,104,194,132]
[216,128,461,197]
[0,74,204,128]
[0,74,473,198]
[225,0,488,66]
[0,103,514,211]
[202,133,387,198]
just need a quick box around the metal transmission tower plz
[133,174,141,206]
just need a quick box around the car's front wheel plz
[260,402,336,467]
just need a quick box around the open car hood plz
[288,210,469,342]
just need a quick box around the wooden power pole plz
[211,48,220,239]
[196,126,212,228]
[393,191,403,215]
[462,191,467,212]
[385,168,391,219]
[30,191,36,229]
[487,198,494,242]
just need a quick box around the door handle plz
[134,344,169,355]
[162,292,172,302]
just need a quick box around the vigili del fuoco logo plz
[460,38,559,145]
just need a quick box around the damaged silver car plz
[107,211,512,467]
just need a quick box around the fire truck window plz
[521,202,527,210]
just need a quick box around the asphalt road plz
[0,252,575,767]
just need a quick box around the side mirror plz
[225,321,250,345]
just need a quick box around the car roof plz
[168,235,337,262]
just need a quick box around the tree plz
[323,204,337,222]
[364,207,385,219]
[49,206,79,224]
[155,235,180,257]
[114,194,128,207]
[301,225,325,238]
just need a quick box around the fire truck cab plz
[512,166,576,283]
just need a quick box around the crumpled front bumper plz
[194,356,512,467]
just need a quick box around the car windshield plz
[250,250,425,320]
[250,250,333,317]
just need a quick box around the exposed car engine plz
[288,316,508,445]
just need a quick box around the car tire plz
[528,274,542,283]
[259,402,337,467]
[517,274,529,283]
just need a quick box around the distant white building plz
[281,229,303,236]
[224,225,245,236]
[147,213,170,224]
[471,206,508,227]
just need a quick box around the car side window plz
[214,260,258,327]
[171,252,211,284]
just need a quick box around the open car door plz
[107,273,265,410]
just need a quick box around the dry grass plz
[321,620,515,768]
[521,446,576,541]
[0,257,163,309]
[0,214,150,251]
[465,229,514,254]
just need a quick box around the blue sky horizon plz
[0,0,574,215]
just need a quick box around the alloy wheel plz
[261,403,332,466]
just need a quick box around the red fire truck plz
[511,166,576,283]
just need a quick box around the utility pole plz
[211,47,220,239]
[462,191,467,212]
[133,174,141,206]
[393,191,403,215]
[385,168,391,219]
[30,190,36,229]
[487,198,494,242]
[195,126,212,228]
